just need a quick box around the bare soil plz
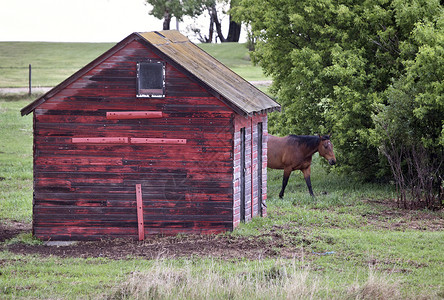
[0,221,31,242]
[1,201,442,260]
[364,199,444,231]
[1,224,303,260]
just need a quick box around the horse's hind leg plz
[302,167,314,197]
[305,177,314,197]
[279,168,292,198]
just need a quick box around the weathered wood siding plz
[33,40,235,240]
[233,114,268,228]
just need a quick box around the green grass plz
[0,92,442,297]
[0,42,114,87]
[0,42,268,87]
[1,248,442,299]
[0,252,135,299]
[0,95,33,222]
[199,42,269,81]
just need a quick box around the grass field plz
[0,41,268,88]
[0,41,443,299]
[0,94,443,299]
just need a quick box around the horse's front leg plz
[302,167,314,197]
[279,168,292,198]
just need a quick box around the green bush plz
[233,0,443,189]
[369,12,444,208]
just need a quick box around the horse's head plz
[318,135,336,165]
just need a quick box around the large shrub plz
[369,13,444,208]
[233,0,443,188]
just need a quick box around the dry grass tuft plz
[107,260,321,300]
[347,268,402,300]
[107,261,409,300]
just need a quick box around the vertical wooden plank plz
[240,128,246,222]
[257,122,263,216]
[136,184,144,241]
[251,119,254,220]
[32,113,36,238]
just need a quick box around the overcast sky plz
[0,0,184,43]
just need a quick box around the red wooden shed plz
[21,30,280,240]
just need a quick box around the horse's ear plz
[319,134,328,141]
[328,132,332,138]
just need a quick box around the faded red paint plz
[23,35,272,241]
[106,111,163,119]
[136,184,144,241]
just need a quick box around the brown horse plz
[267,134,336,198]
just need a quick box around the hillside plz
[0,41,268,88]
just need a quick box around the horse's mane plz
[288,135,329,148]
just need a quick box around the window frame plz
[136,60,166,98]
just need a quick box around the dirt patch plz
[1,223,303,260]
[363,200,444,231]
[8,235,304,260]
[0,221,31,242]
[2,201,442,260]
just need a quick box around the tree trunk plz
[163,11,171,30]
[207,8,214,43]
[210,4,226,42]
[226,17,241,42]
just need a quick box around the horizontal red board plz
[106,111,163,119]
[72,137,129,144]
[131,138,186,144]
[71,137,186,144]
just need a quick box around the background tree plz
[233,0,443,190]
[147,0,242,42]
[190,0,242,42]
[216,0,242,42]
[146,0,206,30]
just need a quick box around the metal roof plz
[21,30,280,116]
[137,31,280,115]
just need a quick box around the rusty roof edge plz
[20,34,140,116]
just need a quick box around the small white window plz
[137,61,165,98]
